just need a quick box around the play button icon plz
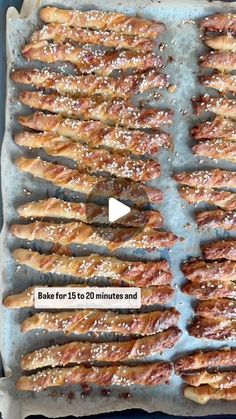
[108,198,131,223]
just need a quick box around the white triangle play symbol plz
[108,198,131,223]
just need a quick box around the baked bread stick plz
[196,299,236,320]
[191,117,236,141]
[183,280,236,300]
[17,362,172,391]
[19,91,173,129]
[3,284,174,309]
[193,95,236,121]
[202,240,236,261]
[182,259,236,282]
[200,13,236,34]
[22,41,163,75]
[204,35,236,52]
[175,348,236,373]
[189,317,236,341]
[200,51,236,72]
[21,308,180,335]
[39,7,166,38]
[10,221,178,252]
[184,385,236,404]
[192,139,236,163]
[174,169,236,189]
[11,68,167,99]
[18,112,172,154]
[199,74,236,94]
[20,327,181,370]
[17,198,163,229]
[30,23,155,51]
[15,132,161,182]
[16,157,163,206]
[179,186,236,211]
[182,371,236,388]
[195,210,236,231]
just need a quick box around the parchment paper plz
[0,0,236,418]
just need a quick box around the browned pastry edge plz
[184,385,236,404]
[182,370,236,388]
[189,317,236,341]
[202,240,236,261]
[204,35,236,52]
[199,13,236,34]
[175,347,236,373]
[179,186,236,211]
[199,74,236,94]
[182,280,236,300]
[195,299,236,319]
[195,209,236,231]
[182,258,236,282]
[174,168,236,189]
[199,51,236,72]
[191,116,236,141]
[192,139,236,163]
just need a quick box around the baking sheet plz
[0,0,236,417]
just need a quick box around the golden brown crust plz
[20,327,181,370]
[199,74,236,94]
[175,348,236,373]
[13,249,172,286]
[184,385,236,404]
[22,41,163,75]
[19,91,173,129]
[30,23,155,51]
[189,317,236,341]
[199,13,236,34]
[17,361,172,391]
[15,132,161,182]
[3,284,174,309]
[182,371,236,388]
[196,299,236,320]
[179,186,236,211]
[200,51,236,72]
[17,198,163,229]
[182,259,236,282]
[21,308,180,336]
[182,280,236,300]
[16,157,163,206]
[204,35,236,51]
[192,139,236,163]
[195,210,236,231]
[18,112,172,154]
[174,169,236,189]
[10,221,178,252]
[11,68,167,99]
[191,117,236,141]
[193,95,236,121]
[202,240,236,261]
[39,7,166,37]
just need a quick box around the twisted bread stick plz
[11,68,167,99]
[31,23,155,51]
[204,35,236,52]
[17,198,163,229]
[192,139,236,163]
[189,317,236,341]
[182,371,236,388]
[39,7,166,38]
[16,362,172,391]
[21,308,180,335]
[18,112,171,154]
[19,91,173,129]
[174,169,236,189]
[182,259,236,282]
[202,240,236,261]
[191,117,236,141]
[193,95,236,121]
[3,284,174,309]
[22,41,163,75]
[199,74,236,94]
[175,348,236,374]
[196,210,236,231]
[10,221,178,251]
[16,157,163,206]
[183,280,236,300]
[196,299,236,320]
[13,249,172,286]
[179,186,236,211]
[200,13,236,34]
[15,132,161,182]
[184,385,236,404]
[20,327,181,370]
[200,51,236,72]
